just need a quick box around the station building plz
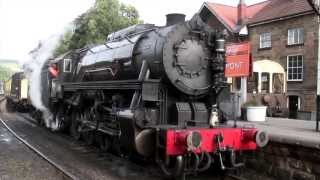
[200,0,319,120]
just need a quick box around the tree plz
[0,66,14,81]
[53,30,73,56]
[53,0,142,56]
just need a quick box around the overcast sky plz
[0,0,265,60]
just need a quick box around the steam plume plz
[22,35,60,130]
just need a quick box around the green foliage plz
[53,0,142,56]
[0,60,21,81]
[242,97,263,107]
[0,66,13,81]
[53,30,73,57]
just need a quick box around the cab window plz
[63,59,72,72]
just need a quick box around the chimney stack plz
[237,0,247,25]
[166,13,186,26]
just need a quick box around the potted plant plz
[242,98,267,122]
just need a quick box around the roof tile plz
[205,0,313,31]
[249,0,313,24]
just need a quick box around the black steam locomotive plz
[40,14,267,179]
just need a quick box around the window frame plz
[272,73,285,94]
[63,58,72,73]
[260,72,270,93]
[259,32,272,49]
[286,54,304,82]
[287,28,304,45]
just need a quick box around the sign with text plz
[225,42,251,77]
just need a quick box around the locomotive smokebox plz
[166,13,186,26]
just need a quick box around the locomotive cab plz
[49,52,75,82]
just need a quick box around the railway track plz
[0,109,249,180]
[225,174,247,180]
[0,112,164,180]
[0,118,77,180]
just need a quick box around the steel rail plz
[225,174,247,180]
[0,118,78,180]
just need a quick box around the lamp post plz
[307,0,320,131]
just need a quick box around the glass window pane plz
[260,33,271,48]
[288,68,293,74]
[293,68,297,73]
[298,68,302,73]
[299,29,304,43]
[289,59,292,67]
[293,59,297,67]
[288,74,292,80]
[288,30,292,44]
[298,74,302,80]
[294,30,298,44]
[292,74,297,80]
[247,72,259,93]
[261,73,270,93]
[267,33,271,41]
[273,73,284,93]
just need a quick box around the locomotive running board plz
[62,80,142,91]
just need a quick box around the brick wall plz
[248,14,318,112]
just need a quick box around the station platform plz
[228,117,320,149]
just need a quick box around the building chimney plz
[237,0,247,25]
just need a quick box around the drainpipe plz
[269,73,273,93]
[240,77,247,117]
[316,16,320,131]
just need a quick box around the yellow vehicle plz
[4,72,30,112]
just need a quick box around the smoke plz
[22,35,60,130]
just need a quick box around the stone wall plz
[242,142,320,180]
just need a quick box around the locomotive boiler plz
[40,14,268,179]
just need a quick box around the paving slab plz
[228,117,320,149]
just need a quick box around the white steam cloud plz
[22,35,60,130]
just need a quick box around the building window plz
[259,32,271,49]
[247,72,258,93]
[288,28,304,45]
[63,59,72,72]
[287,55,303,81]
[261,72,270,93]
[273,73,284,93]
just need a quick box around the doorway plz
[288,96,299,119]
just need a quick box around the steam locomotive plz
[37,14,267,179]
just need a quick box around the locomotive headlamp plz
[210,105,219,127]
[186,131,202,151]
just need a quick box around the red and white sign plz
[225,42,251,77]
